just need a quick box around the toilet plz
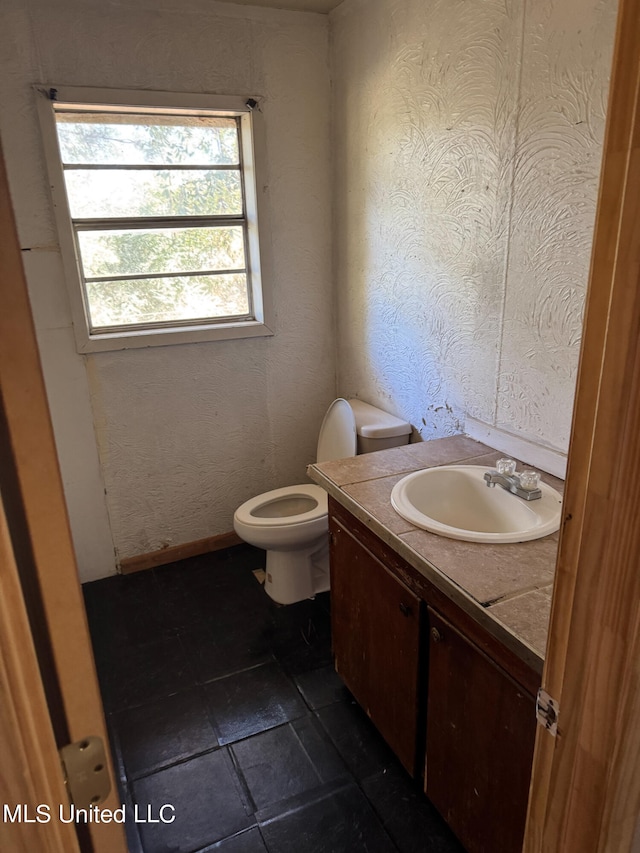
[233,398,411,605]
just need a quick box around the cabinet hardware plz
[431,626,442,643]
[399,602,411,616]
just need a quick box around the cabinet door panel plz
[330,517,421,775]
[426,608,536,853]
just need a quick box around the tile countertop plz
[308,435,565,676]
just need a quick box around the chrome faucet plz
[483,458,542,501]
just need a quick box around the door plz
[329,513,422,775]
[0,493,83,853]
[426,608,536,853]
[0,144,127,852]
[524,0,640,848]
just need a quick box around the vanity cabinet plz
[329,513,422,776]
[426,608,537,853]
[328,497,538,853]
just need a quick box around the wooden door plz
[524,0,640,849]
[329,512,422,775]
[0,493,83,853]
[426,608,537,853]
[0,144,127,852]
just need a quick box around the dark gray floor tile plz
[132,750,253,853]
[105,711,127,784]
[180,616,274,684]
[316,699,397,781]
[152,558,209,629]
[362,764,466,853]
[99,634,195,712]
[231,716,346,812]
[204,662,306,745]
[199,827,268,852]
[268,597,333,676]
[154,548,268,630]
[294,665,350,710]
[115,784,144,853]
[288,716,348,786]
[112,687,218,779]
[257,781,395,853]
[83,570,169,662]
[231,725,318,812]
[153,546,263,593]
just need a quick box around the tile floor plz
[83,544,465,853]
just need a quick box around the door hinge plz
[59,736,111,808]
[536,688,559,736]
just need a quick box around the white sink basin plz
[390,465,562,543]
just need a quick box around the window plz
[38,87,273,351]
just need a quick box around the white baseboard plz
[465,417,567,480]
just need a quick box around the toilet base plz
[264,536,330,605]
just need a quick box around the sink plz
[390,465,562,543]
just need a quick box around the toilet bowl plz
[233,398,411,605]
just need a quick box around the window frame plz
[36,86,274,352]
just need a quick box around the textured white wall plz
[1,0,333,577]
[1,0,616,579]
[331,0,616,455]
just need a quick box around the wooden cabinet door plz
[330,515,422,775]
[425,607,536,853]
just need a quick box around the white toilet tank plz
[348,399,412,454]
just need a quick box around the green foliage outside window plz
[56,113,251,329]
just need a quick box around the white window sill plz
[76,319,274,353]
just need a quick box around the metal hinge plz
[59,736,111,807]
[536,688,559,736]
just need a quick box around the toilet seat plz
[234,484,328,529]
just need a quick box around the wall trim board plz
[464,418,567,480]
[118,531,244,574]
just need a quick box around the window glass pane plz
[78,227,245,278]
[55,113,239,166]
[64,169,242,218]
[86,274,250,329]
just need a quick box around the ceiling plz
[218,0,343,12]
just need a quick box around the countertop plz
[308,435,564,675]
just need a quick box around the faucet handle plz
[519,470,540,491]
[496,458,517,476]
